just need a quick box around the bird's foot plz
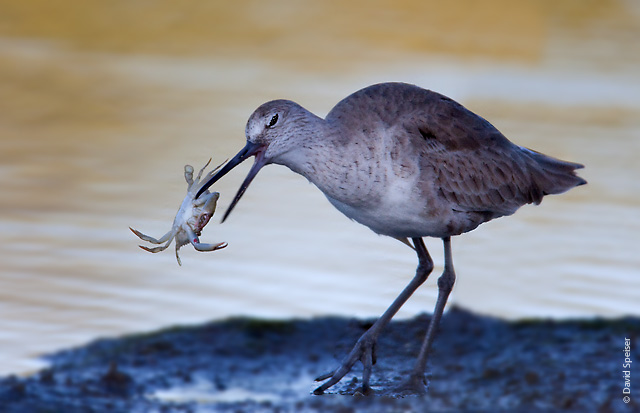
[313,332,378,395]
[393,371,429,396]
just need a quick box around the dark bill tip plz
[196,140,263,199]
[221,147,267,222]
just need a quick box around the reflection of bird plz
[197,82,586,395]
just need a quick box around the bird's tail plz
[521,147,586,203]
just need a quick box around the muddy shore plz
[1,307,637,412]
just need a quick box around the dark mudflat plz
[1,307,637,412]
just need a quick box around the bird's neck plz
[275,134,360,208]
[273,135,326,179]
[271,115,339,181]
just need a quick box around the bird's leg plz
[396,236,456,395]
[314,238,434,395]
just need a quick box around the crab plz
[130,159,228,265]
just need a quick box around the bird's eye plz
[267,113,279,128]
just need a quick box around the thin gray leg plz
[314,237,434,395]
[397,236,456,394]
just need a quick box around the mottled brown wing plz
[425,144,543,217]
[403,93,584,218]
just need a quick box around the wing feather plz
[401,91,582,218]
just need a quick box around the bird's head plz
[196,99,309,222]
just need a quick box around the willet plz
[196,82,586,395]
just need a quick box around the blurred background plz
[1,0,638,376]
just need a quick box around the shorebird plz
[196,82,586,395]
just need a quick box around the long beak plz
[196,140,267,222]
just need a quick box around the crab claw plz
[185,227,227,252]
[192,241,228,252]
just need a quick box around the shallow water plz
[1,0,639,376]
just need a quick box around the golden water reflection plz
[1,0,639,376]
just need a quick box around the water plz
[1,0,639,376]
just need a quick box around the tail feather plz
[521,147,586,203]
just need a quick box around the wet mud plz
[1,308,638,412]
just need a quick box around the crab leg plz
[175,245,183,266]
[130,227,174,254]
[200,160,227,186]
[129,227,173,244]
[184,165,195,186]
[194,158,212,183]
[139,242,171,253]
